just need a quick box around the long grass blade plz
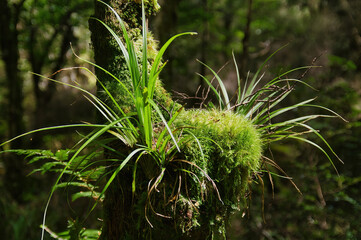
[303,104,348,122]
[70,48,135,103]
[40,118,126,239]
[197,73,224,108]
[148,32,196,98]
[91,17,129,65]
[141,0,148,88]
[288,135,339,174]
[232,52,242,104]
[197,60,231,110]
[88,147,146,217]
[257,98,316,125]
[259,114,335,131]
[148,99,180,152]
[246,45,288,96]
[297,122,344,163]
[156,106,183,150]
[0,124,116,148]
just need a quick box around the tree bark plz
[89,1,165,239]
[89,1,221,239]
[0,0,26,202]
[239,0,253,80]
[199,0,209,87]
[154,0,179,90]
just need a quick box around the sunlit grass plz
[198,48,346,187]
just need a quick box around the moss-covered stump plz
[89,1,263,239]
[97,109,262,239]
[121,109,262,239]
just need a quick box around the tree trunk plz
[89,1,174,239]
[154,0,179,90]
[0,0,26,202]
[88,1,239,239]
[239,0,253,80]
[199,0,209,88]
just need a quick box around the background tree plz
[0,0,93,239]
[24,0,92,132]
[0,0,27,202]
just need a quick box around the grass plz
[2,1,195,238]
[197,50,345,174]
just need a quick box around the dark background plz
[1,0,360,239]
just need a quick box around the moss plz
[176,109,262,174]
[171,109,262,235]
[113,1,160,29]
[90,0,177,118]
[90,1,263,238]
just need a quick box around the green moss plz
[114,1,159,29]
[91,7,178,117]
[176,109,262,174]
[91,1,263,238]
[170,109,262,236]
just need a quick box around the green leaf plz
[148,98,180,152]
[71,191,99,202]
[87,148,146,216]
[198,60,231,110]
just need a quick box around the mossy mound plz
[176,109,262,174]
[170,109,262,235]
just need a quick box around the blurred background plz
[1,0,360,239]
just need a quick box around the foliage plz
[3,1,204,238]
[171,109,262,236]
[177,109,262,174]
[0,0,352,239]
